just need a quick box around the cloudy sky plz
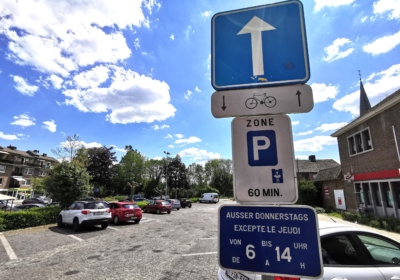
[1,0,399,165]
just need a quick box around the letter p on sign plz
[247,130,278,166]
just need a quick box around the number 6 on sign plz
[246,244,256,259]
[275,247,292,262]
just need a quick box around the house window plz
[0,165,5,173]
[347,127,373,156]
[0,178,3,185]
[46,162,51,167]
[24,168,33,175]
[24,179,31,186]
[39,170,46,176]
[39,160,44,167]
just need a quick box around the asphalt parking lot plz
[1,201,400,280]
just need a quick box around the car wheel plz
[182,205,185,208]
[114,215,119,225]
[189,205,192,208]
[143,207,147,213]
[101,223,108,229]
[72,218,80,232]
[177,208,180,211]
[167,211,171,214]
[157,209,160,214]
[199,201,202,203]
[57,215,65,228]
[134,220,140,224]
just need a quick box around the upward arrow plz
[296,90,302,107]
[237,16,276,76]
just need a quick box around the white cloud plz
[175,136,201,144]
[42,120,56,132]
[110,145,126,153]
[179,147,221,163]
[168,145,175,148]
[294,136,337,152]
[0,0,155,77]
[201,11,212,18]
[0,132,19,140]
[323,38,354,62]
[184,90,193,100]
[170,34,175,40]
[373,0,400,19]
[10,75,38,96]
[292,121,300,126]
[333,64,400,115]
[60,140,102,149]
[296,130,313,136]
[311,83,338,103]
[363,31,400,55]
[361,16,368,22]
[73,65,110,89]
[185,25,194,39]
[315,122,348,132]
[63,66,176,124]
[134,38,140,50]
[314,0,355,12]
[165,134,172,138]
[48,74,63,89]
[10,114,36,127]
[152,124,169,130]
[175,134,184,139]
[195,86,201,92]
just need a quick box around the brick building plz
[0,145,57,199]
[331,81,400,219]
[295,156,339,181]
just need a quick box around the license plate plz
[225,270,250,280]
[95,212,104,215]
[130,216,137,220]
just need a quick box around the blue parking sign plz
[247,130,277,166]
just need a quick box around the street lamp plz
[163,151,170,199]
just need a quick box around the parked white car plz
[199,193,219,203]
[57,200,111,232]
[218,221,400,280]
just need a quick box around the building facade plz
[0,145,57,199]
[331,87,400,219]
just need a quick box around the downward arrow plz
[296,90,302,107]
[222,96,227,110]
[237,16,276,76]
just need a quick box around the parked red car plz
[143,200,172,214]
[108,202,142,224]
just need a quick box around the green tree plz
[297,180,318,206]
[44,162,91,209]
[167,155,189,196]
[31,177,46,194]
[73,147,89,168]
[205,159,233,197]
[119,149,146,194]
[51,134,82,162]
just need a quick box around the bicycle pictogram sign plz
[245,92,277,109]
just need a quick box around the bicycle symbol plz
[245,93,277,109]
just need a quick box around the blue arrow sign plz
[212,0,310,90]
[218,205,322,278]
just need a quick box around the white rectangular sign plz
[334,190,346,210]
[232,115,297,204]
[212,84,313,118]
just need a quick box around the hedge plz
[190,197,199,203]
[340,211,400,233]
[0,206,61,232]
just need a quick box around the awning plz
[0,151,9,154]
[0,194,16,200]
[12,177,26,182]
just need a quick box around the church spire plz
[359,70,371,116]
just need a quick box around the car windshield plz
[122,204,139,209]
[161,202,170,205]
[84,202,106,209]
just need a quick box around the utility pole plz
[163,151,170,199]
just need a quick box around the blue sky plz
[1,0,400,165]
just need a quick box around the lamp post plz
[164,151,170,199]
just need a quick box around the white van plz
[199,193,219,204]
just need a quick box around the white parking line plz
[68,234,83,242]
[182,252,217,257]
[0,233,18,260]
[107,226,119,231]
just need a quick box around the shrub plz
[341,212,359,222]
[104,196,126,202]
[314,207,325,214]
[328,212,342,219]
[297,180,317,206]
[190,197,199,203]
[135,201,148,209]
[368,220,381,228]
[0,206,61,232]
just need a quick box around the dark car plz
[14,204,45,211]
[143,200,172,214]
[22,197,48,205]
[179,198,192,208]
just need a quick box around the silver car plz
[218,221,400,280]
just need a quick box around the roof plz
[0,194,16,200]
[0,146,57,161]
[296,159,340,173]
[332,88,400,137]
[359,80,371,116]
[314,166,342,182]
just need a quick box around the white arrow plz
[237,16,276,76]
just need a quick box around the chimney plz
[7,145,17,150]
[33,150,39,153]
[309,155,316,162]
[42,153,47,157]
